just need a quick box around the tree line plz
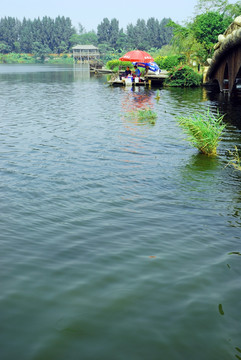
[0,15,173,55]
[0,16,75,54]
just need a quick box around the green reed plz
[177,109,226,156]
[125,108,157,125]
[137,108,157,124]
[226,146,241,171]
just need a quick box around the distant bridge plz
[204,16,241,94]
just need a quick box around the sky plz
[1,0,199,31]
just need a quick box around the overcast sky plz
[1,0,201,31]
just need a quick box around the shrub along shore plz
[0,52,74,64]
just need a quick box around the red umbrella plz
[119,50,154,63]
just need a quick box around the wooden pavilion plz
[72,45,100,62]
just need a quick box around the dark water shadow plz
[205,88,241,129]
[180,152,221,181]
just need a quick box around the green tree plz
[195,0,228,13]
[126,23,136,48]
[225,1,241,18]
[19,18,33,53]
[97,18,111,43]
[0,17,20,52]
[32,41,51,61]
[147,18,160,49]
[115,30,128,51]
[52,16,75,53]
[13,41,21,53]
[79,32,98,46]
[109,18,119,49]
[78,23,85,35]
[69,33,81,47]
[126,19,149,50]
[168,20,207,65]
[195,0,241,19]
[191,12,233,52]
[134,19,149,49]
[0,42,11,53]
[159,18,173,47]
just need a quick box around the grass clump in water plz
[177,109,226,156]
[124,107,157,125]
[226,146,241,171]
[137,108,157,124]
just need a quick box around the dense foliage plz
[166,65,203,87]
[191,12,233,51]
[155,55,186,70]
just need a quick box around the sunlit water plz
[0,64,241,360]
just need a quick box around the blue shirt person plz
[133,65,141,77]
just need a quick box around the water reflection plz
[227,189,241,227]
[120,87,156,127]
[180,152,221,182]
[0,64,76,83]
[73,63,90,81]
[206,89,241,129]
[121,87,155,111]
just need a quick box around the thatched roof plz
[72,45,99,50]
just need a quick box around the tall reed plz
[177,109,226,156]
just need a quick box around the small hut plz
[72,45,100,62]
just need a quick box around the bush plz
[165,65,202,87]
[106,59,132,71]
[154,55,185,70]
[0,53,35,64]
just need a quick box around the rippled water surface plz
[1,64,241,360]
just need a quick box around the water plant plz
[125,108,157,125]
[226,146,241,171]
[137,108,157,124]
[177,109,226,156]
[154,90,160,102]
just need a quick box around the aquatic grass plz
[137,108,157,124]
[124,107,157,125]
[177,109,226,156]
[154,90,161,102]
[226,146,241,171]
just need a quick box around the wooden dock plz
[91,67,169,86]
[144,71,169,84]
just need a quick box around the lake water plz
[1,64,241,360]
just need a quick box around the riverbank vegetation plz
[164,65,203,87]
